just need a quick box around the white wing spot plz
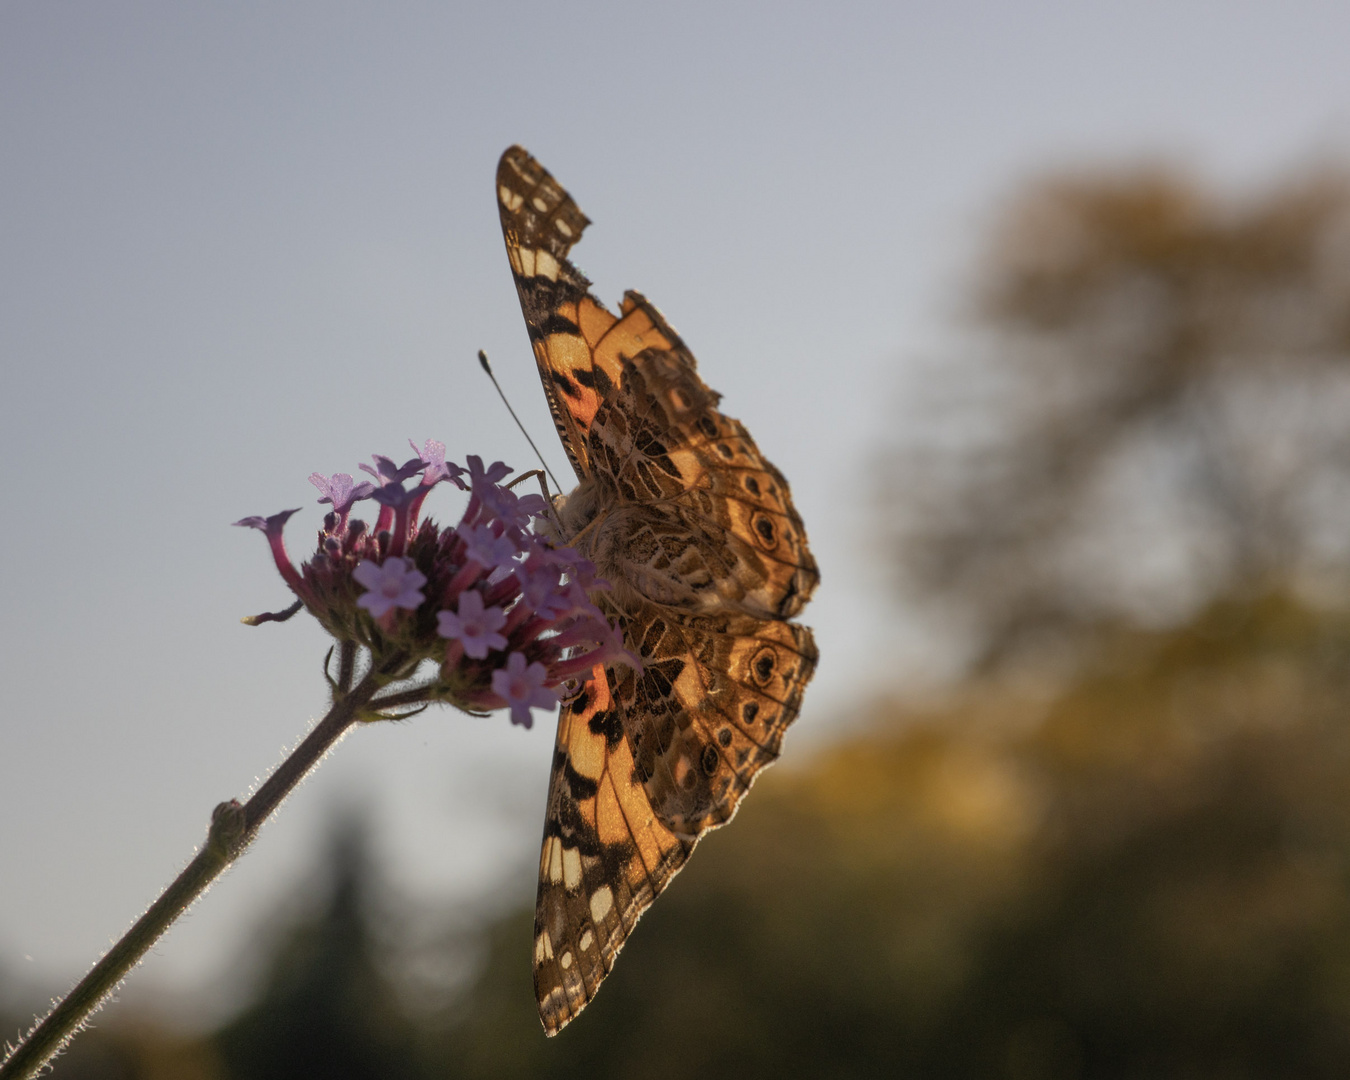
[562,845,582,889]
[499,185,524,213]
[536,930,554,961]
[556,219,574,238]
[590,885,613,923]
[546,837,564,883]
[579,930,594,951]
[560,951,573,970]
[536,250,560,281]
[518,247,536,277]
[532,195,550,212]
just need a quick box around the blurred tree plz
[212,818,425,1080]
[884,166,1350,667]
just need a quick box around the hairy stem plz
[336,639,357,695]
[0,659,393,1080]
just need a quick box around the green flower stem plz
[0,660,392,1080]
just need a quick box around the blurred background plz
[7,3,1350,1077]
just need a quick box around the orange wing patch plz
[577,295,616,348]
[590,294,676,382]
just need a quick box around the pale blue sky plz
[4,1,1350,1024]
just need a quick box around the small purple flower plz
[369,482,422,511]
[410,438,467,489]
[465,455,512,492]
[476,482,525,529]
[308,473,375,517]
[360,454,425,486]
[353,557,427,618]
[514,550,571,618]
[491,651,560,728]
[548,615,641,680]
[484,486,551,532]
[233,509,300,534]
[234,508,306,593]
[515,491,551,522]
[564,553,610,593]
[457,521,518,568]
[437,589,508,659]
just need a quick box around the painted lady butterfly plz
[496,146,819,1034]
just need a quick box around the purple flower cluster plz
[236,439,637,728]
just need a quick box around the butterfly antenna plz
[477,349,563,493]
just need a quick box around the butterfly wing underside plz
[497,145,819,1035]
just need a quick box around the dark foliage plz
[212,823,423,1080]
[884,167,1350,667]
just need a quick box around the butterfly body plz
[496,146,818,1034]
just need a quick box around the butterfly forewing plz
[534,664,693,1031]
[496,145,818,1036]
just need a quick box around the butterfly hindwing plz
[498,145,818,1035]
[533,605,819,1033]
[610,603,818,836]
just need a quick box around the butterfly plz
[496,146,819,1035]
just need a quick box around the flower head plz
[239,439,627,732]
